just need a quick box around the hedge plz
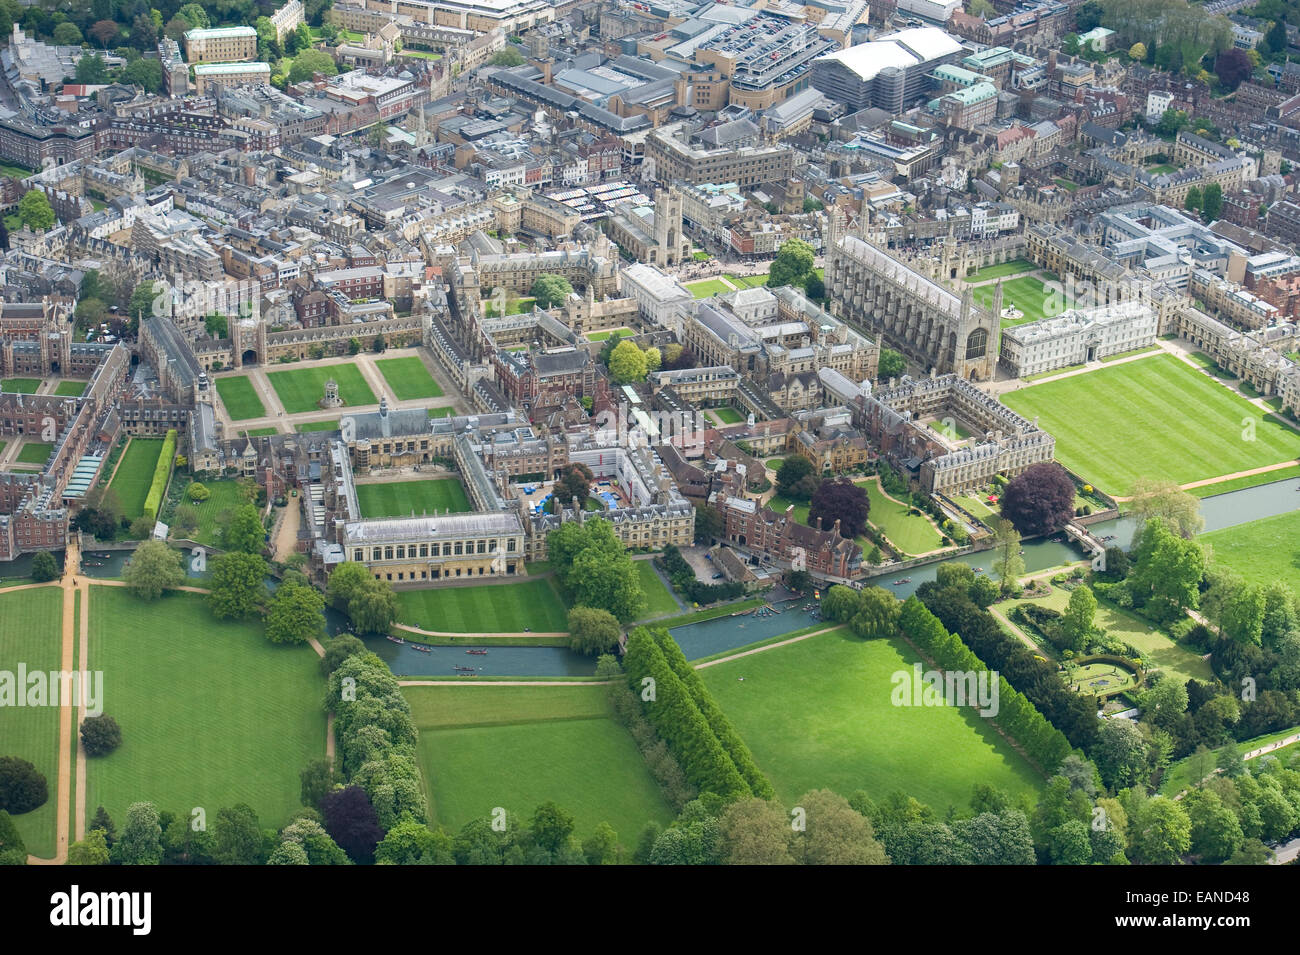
[142,429,177,521]
[623,628,750,800]
[649,628,774,799]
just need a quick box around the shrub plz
[80,715,123,756]
[186,482,210,502]
[0,756,48,814]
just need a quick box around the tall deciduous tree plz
[1061,584,1097,651]
[265,580,325,645]
[768,237,815,290]
[124,540,185,600]
[115,802,163,865]
[807,477,869,539]
[207,552,269,620]
[991,518,1024,595]
[1127,516,1205,620]
[321,786,384,864]
[999,462,1076,536]
[530,273,574,307]
[17,190,54,231]
[1128,477,1203,538]
[567,606,622,655]
[222,502,265,554]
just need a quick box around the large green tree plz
[124,540,185,600]
[207,552,268,620]
[288,49,337,83]
[222,502,265,555]
[607,339,648,384]
[114,802,163,865]
[567,606,622,655]
[265,580,326,645]
[530,273,574,308]
[991,518,1024,595]
[768,237,815,290]
[17,190,54,231]
[1127,517,1205,621]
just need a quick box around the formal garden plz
[268,363,377,413]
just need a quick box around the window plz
[353,549,364,561]
[384,546,394,560]
[419,544,428,557]
[396,546,405,559]
[507,539,516,552]
[476,540,486,554]
[454,541,463,555]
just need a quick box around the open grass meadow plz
[857,477,943,555]
[214,375,267,421]
[184,479,250,546]
[404,684,673,846]
[635,560,679,618]
[972,275,1056,326]
[268,363,376,414]
[967,258,1038,282]
[84,588,325,833]
[375,355,444,400]
[1203,509,1300,596]
[15,441,53,465]
[0,378,41,393]
[395,578,568,633]
[724,273,770,290]
[107,438,164,521]
[1188,464,1300,498]
[700,628,1042,811]
[1001,355,1300,496]
[0,586,64,857]
[356,477,470,518]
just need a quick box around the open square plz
[267,363,376,414]
[1001,354,1300,495]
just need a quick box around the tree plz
[791,789,889,865]
[968,0,996,16]
[1130,797,1191,865]
[991,518,1024,595]
[490,46,525,66]
[89,806,115,845]
[1127,517,1205,620]
[80,715,122,757]
[804,273,825,300]
[347,578,397,635]
[1093,718,1150,790]
[68,829,111,865]
[371,333,386,353]
[348,337,361,355]
[320,634,366,677]
[1214,47,1252,90]
[1063,33,1081,56]
[30,551,58,582]
[1184,789,1243,863]
[1158,108,1188,137]
[556,462,593,509]
[1128,477,1203,538]
[582,822,620,865]
[718,798,795,864]
[548,519,645,622]
[212,804,263,865]
[775,455,816,500]
[222,503,265,555]
[128,280,159,330]
[266,581,325,645]
[17,190,53,232]
[0,756,47,814]
[129,12,158,50]
[90,19,120,47]
[530,273,574,308]
[608,339,648,384]
[288,49,337,83]
[321,786,384,864]
[1061,584,1097,651]
[768,237,815,290]
[124,540,185,600]
[568,606,622,655]
[694,503,723,545]
[170,504,198,538]
[115,802,163,865]
[1265,18,1288,56]
[849,586,902,640]
[52,22,82,45]
[999,462,1075,536]
[1139,676,1188,731]
[207,552,268,620]
[807,478,869,539]
[121,58,163,93]
[1184,186,1203,212]
[1202,182,1223,223]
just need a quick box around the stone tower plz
[653,186,684,267]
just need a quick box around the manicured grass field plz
[404,684,672,845]
[1161,724,1300,796]
[0,378,41,393]
[972,275,1055,325]
[395,578,568,632]
[687,278,731,298]
[52,381,87,397]
[15,441,53,465]
[214,375,267,421]
[1053,178,1079,192]
[355,477,470,518]
[710,405,745,425]
[268,363,376,413]
[928,418,971,440]
[724,273,770,290]
[295,419,339,433]
[242,427,278,437]
[1188,464,1300,498]
[954,494,998,520]
[1001,354,1300,496]
[1203,509,1300,596]
[1100,346,1161,363]
[635,560,679,618]
[484,297,536,318]
[1147,163,1178,175]
[107,438,164,521]
[0,586,63,856]
[588,327,634,342]
[967,258,1038,283]
[184,479,250,546]
[84,588,325,833]
[375,356,444,400]
[700,628,1043,810]
[428,407,455,418]
[857,478,943,555]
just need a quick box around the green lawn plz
[1,378,41,393]
[724,273,770,290]
[375,356,444,400]
[1203,510,1300,596]
[857,477,943,555]
[1053,178,1079,191]
[711,406,745,425]
[295,419,339,433]
[1100,346,1161,363]
[972,275,1055,326]
[395,578,568,632]
[268,363,376,414]
[428,407,455,418]
[1001,354,1300,496]
[356,478,470,518]
[0,161,34,179]
[636,560,679,618]
[183,479,250,546]
[404,684,672,846]
[215,375,267,421]
[1161,725,1300,796]
[588,327,634,342]
[700,628,1042,811]
[85,588,325,835]
[1188,464,1300,498]
[967,258,1038,283]
[686,278,731,299]
[0,587,63,857]
[401,49,442,60]
[107,438,164,521]
[928,418,971,440]
[484,297,537,318]
[242,427,278,437]
[15,441,53,465]
[1022,362,1086,382]
[1146,163,1178,175]
[954,494,998,521]
[52,380,86,397]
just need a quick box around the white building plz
[621,263,692,328]
[1146,90,1174,123]
[998,301,1159,378]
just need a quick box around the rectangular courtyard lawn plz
[107,438,163,521]
[700,628,1042,811]
[1203,509,1300,596]
[687,278,731,299]
[395,578,568,633]
[588,327,634,342]
[295,419,338,433]
[84,588,325,833]
[268,364,376,414]
[15,441,53,465]
[52,381,87,397]
[710,406,744,425]
[972,275,1055,326]
[857,478,943,555]
[967,258,1038,282]
[1,378,41,393]
[404,684,672,846]
[428,407,455,418]
[636,560,679,619]
[375,356,444,400]
[214,375,267,421]
[356,477,470,518]
[1001,354,1300,496]
[0,586,63,857]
